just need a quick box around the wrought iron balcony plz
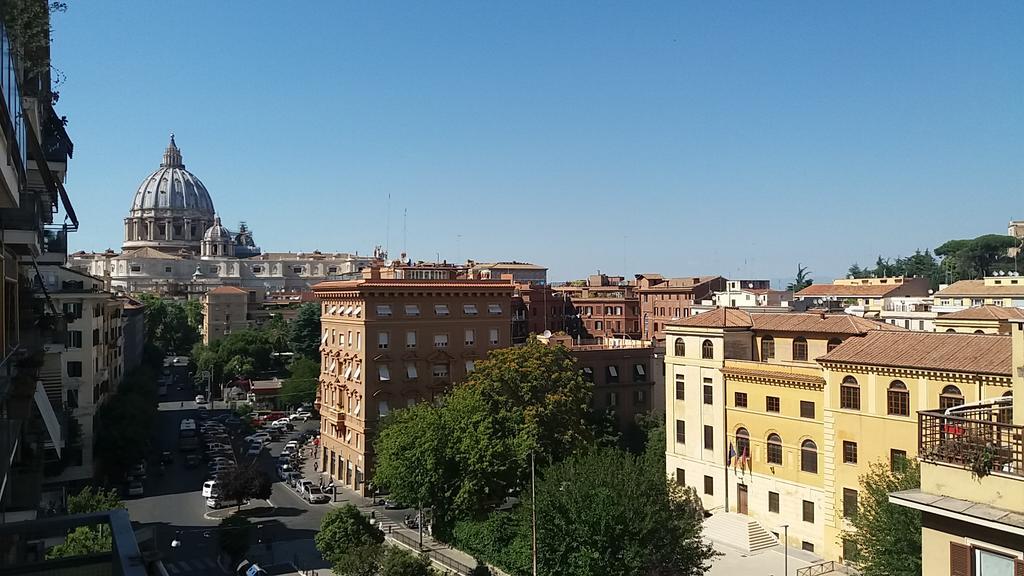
[918,403,1023,479]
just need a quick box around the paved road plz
[125,380,333,575]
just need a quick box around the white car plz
[246,445,263,458]
[245,432,271,444]
[195,395,206,404]
[285,440,299,450]
[202,480,219,498]
[289,411,312,421]
[270,418,291,429]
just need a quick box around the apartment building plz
[890,321,1023,576]
[537,332,661,428]
[511,283,575,344]
[933,276,1024,313]
[469,261,547,285]
[934,305,1024,335]
[878,296,937,332]
[795,276,931,315]
[554,274,640,339]
[202,285,251,344]
[313,274,515,495]
[636,274,726,342]
[666,308,1015,562]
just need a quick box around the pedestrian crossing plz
[162,557,219,574]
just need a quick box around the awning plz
[34,381,61,458]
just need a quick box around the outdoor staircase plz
[702,512,779,554]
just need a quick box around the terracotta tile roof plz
[939,306,1024,321]
[750,313,901,335]
[720,366,826,387]
[640,276,722,292]
[207,286,249,295]
[819,331,1011,376]
[934,280,1024,297]
[796,283,904,297]
[313,279,515,291]
[669,308,753,328]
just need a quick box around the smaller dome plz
[203,216,231,242]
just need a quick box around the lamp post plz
[780,524,789,576]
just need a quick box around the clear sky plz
[52,1,1022,283]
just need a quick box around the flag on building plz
[738,446,748,471]
[728,442,736,468]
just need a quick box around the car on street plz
[384,499,407,510]
[202,480,220,498]
[245,432,271,444]
[127,481,144,497]
[297,479,313,494]
[285,440,299,450]
[205,497,224,509]
[289,410,312,421]
[195,395,206,404]
[276,464,293,480]
[245,445,263,459]
[304,485,330,504]
[271,417,291,428]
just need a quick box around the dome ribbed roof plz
[130,135,215,215]
[203,216,231,242]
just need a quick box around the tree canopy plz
[842,459,921,576]
[278,356,320,409]
[137,294,200,354]
[218,465,273,510]
[94,366,159,480]
[192,329,277,385]
[380,546,435,576]
[47,487,126,559]
[936,234,1017,280]
[787,264,812,292]
[289,302,322,360]
[315,504,385,569]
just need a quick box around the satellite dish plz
[541,330,552,338]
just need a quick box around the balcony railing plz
[919,405,1023,478]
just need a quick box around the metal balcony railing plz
[919,405,1023,478]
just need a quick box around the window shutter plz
[1014,558,1024,576]
[949,542,970,576]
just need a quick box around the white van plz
[202,479,219,498]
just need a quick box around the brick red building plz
[553,274,641,339]
[636,274,726,342]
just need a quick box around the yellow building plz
[890,322,1023,575]
[934,277,1024,311]
[202,285,251,344]
[934,305,1024,335]
[666,309,1014,564]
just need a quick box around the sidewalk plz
[298,453,502,575]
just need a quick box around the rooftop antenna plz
[385,194,391,259]
[402,208,408,258]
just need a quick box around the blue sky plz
[52,1,1022,283]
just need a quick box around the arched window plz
[840,376,861,410]
[827,338,842,353]
[735,427,750,459]
[792,337,808,361]
[767,433,783,465]
[999,390,1014,423]
[801,440,818,473]
[761,336,775,360]
[939,385,963,410]
[674,338,685,357]
[887,380,910,416]
[701,339,714,360]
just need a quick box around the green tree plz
[67,487,124,514]
[218,466,273,510]
[218,515,253,567]
[381,546,435,576]
[224,354,255,379]
[289,302,322,359]
[136,294,201,354]
[787,263,813,292]
[334,545,384,576]
[46,487,126,559]
[315,505,385,568]
[94,392,155,480]
[530,447,716,576]
[843,459,921,576]
[184,298,204,331]
[279,356,320,409]
[936,234,1016,280]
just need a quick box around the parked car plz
[195,395,207,404]
[290,409,313,421]
[246,445,263,458]
[384,499,406,510]
[202,480,219,498]
[245,432,271,444]
[271,417,291,429]
[297,479,313,494]
[127,481,144,497]
[276,464,293,480]
[205,497,224,509]
[304,485,330,504]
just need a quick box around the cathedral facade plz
[70,136,373,296]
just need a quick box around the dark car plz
[184,454,201,469]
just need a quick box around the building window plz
[703,476,713,496]
[488,303,502,315]
[93,328,100,345]
[463,304,478,316]
[378,332,389,349]
[633,363,645,382]
[406,362,418,379]
[939,385,964,410]
[735,427,749,457]
[827,338,842,353]
[801,440,818,473]
[489,328,499,345]
[761,335,775,360]
[405,304,420,317]
[633,389,646,405]
[378,365,391,382]
[130,265,141,272]
[675,468,685,486]
[767,433,782,465]
[607,365,619,383]
[465,329,475,346]
[432,363,449,379]
[843,488,858,519]
[766,396,780,413]
[703,425,713,450]
[672,338,685,357]
[701,339,714,359]
[734,391,747,408]
[792,337,808,361]
[802,500,814,523]
[703,384,713,404]
[63,302,83,320]
[583,367,594,383]
[376,305,392,317]
[843,441,858,464]
[595,320,603,330]
[406,331,417,349]
[800,401,814,419]
[67,361,83,378]
[292,266,303,274]
[252,265,263,273]
[674,375,685,400]
[890,449,907,472]
[607,392,618,407]
[768,491,779,513]
[840,376,861,410]
[887,380,909,416]
[434,304,450,317]
[675,420,685,444]
[66,330,82,348]
[433,334,448,348]
[465,360,476,373]
[802,542,815,553]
